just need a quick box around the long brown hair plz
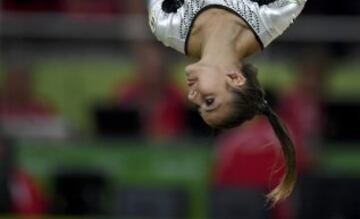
[215,63,297,205]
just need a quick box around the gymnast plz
[147,0,307,204]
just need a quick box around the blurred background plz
[0,0,359,219]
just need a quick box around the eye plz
[204,97,215,107]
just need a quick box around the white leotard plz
[148,0,306,54]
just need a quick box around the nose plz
[185,65,198,87]
[188,87,197,101]
[187,87,201,106]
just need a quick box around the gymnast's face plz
[185,62,246,127]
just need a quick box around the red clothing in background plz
[115,80,186,140]
[278,88,324,151]
[11,170,48,215]
[0,100,53,119]
[214,118,286,189]
[214,115,310,219]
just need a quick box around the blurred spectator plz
[0,65,70,139]
[0,65,54,119]
[0,136,48,215]
[214,117,287,188]
[112,41,186,141]
[277,53,328,166]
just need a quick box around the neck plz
[199,22,244,67]
[187,8,261,62]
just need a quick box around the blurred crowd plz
[0,0,359,219]
[2,0,141,15]
[2,0,360,15]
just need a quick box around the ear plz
[226,71,246,88]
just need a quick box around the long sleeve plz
[258,0,307,47]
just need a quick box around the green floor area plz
[15,139,213,219]
[11,139,360,219]
[16,140,360,182]
[320,143,360,176]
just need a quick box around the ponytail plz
[216,63,297,206]
[259,100,297,205]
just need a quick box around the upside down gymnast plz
[147,0,307,204]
